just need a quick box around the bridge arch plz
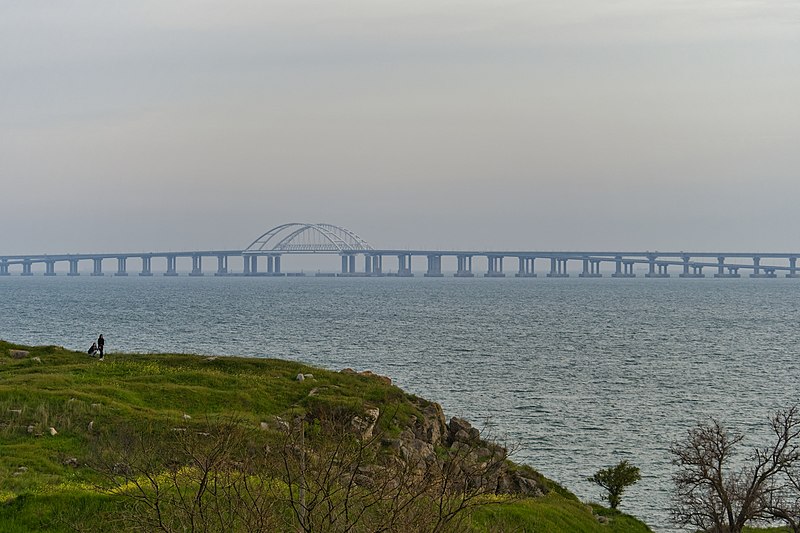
[243,223,374,254]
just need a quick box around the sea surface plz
[2,275,799,531]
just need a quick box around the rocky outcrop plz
[348,396,547,498]
[9,350,29,359]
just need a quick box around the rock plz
[49,427,58,436]
[597,515,609,524]
[351,407,380,440]
[303,373,314,379]
[340,368,357,375]
[260,421,269,431]
[275,417,290,432]
[414,402,447,446]
[26,425,34,433]
[88,421,94,431]
[205,356,218,362]
[9,350,29,359]
[91,403,102,409]
[182,413,192,420]
[296,373,305,382]
[359,370,392,386]
[449,417,473,436]
[31,357,42,363]
[17,466,28,472]
[64,457,79,468]
[453,429,471,443]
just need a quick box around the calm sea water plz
[2,275,799,531]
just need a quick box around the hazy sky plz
[2,1,799,254]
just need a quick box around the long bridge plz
[1,222,799,279]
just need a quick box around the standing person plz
[97,334,105,360]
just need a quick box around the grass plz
[0,340,652,532]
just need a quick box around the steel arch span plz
[243,223,374,254]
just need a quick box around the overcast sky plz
[1,0,798,254]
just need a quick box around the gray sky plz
[2,0,799,254]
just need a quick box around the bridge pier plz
[645,256,669,278]
[788,257,799,278]
[371,255,383,275]
[0,260,9,276]
[425,255,444,277]
[140,256,153,276]
[516,257,536,277]
[44,260,56,276]
[454,255,474,277]
[115,257,129,276]
[579,257,602,278]
[547,257,569,277]
[611,256,635,277]
[714,257,738,278]
[338,254,362,276]
[165,255,178,276]
[485,255,505,277]
[679,256,704,278]
[215,255,228,276]
[68,259,80,276]
[396,254,413,277]
[90,258,104,277]
[364,255,372,275]
[190,254,203,276]
[21,259,33,276]
[750,256,776,278]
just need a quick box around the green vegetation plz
[0,340,652,532]
[588,460,641,510]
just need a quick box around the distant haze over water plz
[2,276,798,531]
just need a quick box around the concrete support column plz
[349,254,356,274]
[788,257,798,278]
[425,255,443,277]
[250,256,258,274]
[0,260,9,276]
[373,255,382,275]
[44,260,56,276]
[165,255,178,276]
[683,256,690,275]
[717,257,725,276]
[364,255,372,274]
[22,260,33,276]
[91,258,104,277]
[68,259,80,276]
[647,255,656,276]
[274,255,281,274]
[753,257,761,276]
[455,255,473,277]
[243,255,251,275]
[140,256,153,277]
[115,257,129,277]
[342,256,349,274]
[216,255,228,276]
[189,255,203,277]
[267,256,274,274]
[549,257,557,276]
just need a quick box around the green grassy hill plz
[0,340,651,532]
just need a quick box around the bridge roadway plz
[1,249,799,279]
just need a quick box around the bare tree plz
[275,409,512,533]
[91,417,280,533]
[671,406,800,533]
